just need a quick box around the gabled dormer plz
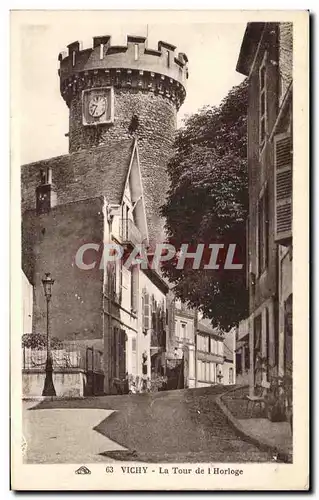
[118,139,149,248]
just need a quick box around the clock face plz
[88,96,106,118]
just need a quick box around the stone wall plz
[22,370,87,398]
[247,23,281,314]
[21,141,133,213]
[22,197,105,342]
[279,23,293,106]
[69,87,176,244]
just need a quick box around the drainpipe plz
[194,310,198,388]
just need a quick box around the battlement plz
[58,35,188,109]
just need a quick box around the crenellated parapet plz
[58,35,188,110]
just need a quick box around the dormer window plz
[40,167,52,185]
[36,167,55,214]
[134,44,139,61]
[166,50,170,68]
[100,43,104,60]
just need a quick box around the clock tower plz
[21,34,188,396]
[58,35,188,245]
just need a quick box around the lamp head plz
[42,272,55,298]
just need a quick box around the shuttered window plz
[274,132,292,243]
[257,187,269,275]
[118,329,127,379]
[112,328,127,380]
[143,289,150,334]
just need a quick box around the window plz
[132,338,136,352]
[229,368,234,385]
[143,290,150,333]
[166,50,170,67]
[210,363,216,383]
[198,334,209,352]
[211,338,216,354]
[130,268,136,313]
[258,187,269,275]
[205,362,210,382]
[259,52,267,147]
[265,307,270,380]
[132,337,137,374]
[114,259,123,303]
[244,345,250,370]
[100,43,104,60]
[274,132,293,243]
[254,314,262,385]
[134,44,139,61]
[175,320,179,339]
[40,167,52,185]
[284,294,293,372]
[181,322,187,340]
[112,328,127,379]
[236,352,242,375]
[206,336,209,352]
[121,266,131,308]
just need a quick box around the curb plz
[215,387,292,464]
[22,395,86,402]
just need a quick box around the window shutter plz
[144,291,150,333]
[274,132,292,244]
[119,329,127,379]
[113,327,119,379]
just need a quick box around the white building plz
[196,319,236,387]
[22,271,33,335]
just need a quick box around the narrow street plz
[24,386,274,463]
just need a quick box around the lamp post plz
[42,272,56,396]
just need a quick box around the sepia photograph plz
[10,9,309,491]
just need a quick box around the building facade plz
[235,318,250,385]
[236,23,293,392]
[196,320,225,387]
[222,327,236,386]
[165,299,196,389]
[22,271,33,336]
[21,35,188,395]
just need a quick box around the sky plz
[18,14,246,164]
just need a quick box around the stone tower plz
[58,35,188,244]
[21,35,188,395]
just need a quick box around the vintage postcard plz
[11,9,309,491]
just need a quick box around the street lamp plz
[42,272,56,396]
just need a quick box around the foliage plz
[266,363,293,424]
[150,374,168,392]
[161,80,249,329]
[22,333,64,350]
[256,356,293,425]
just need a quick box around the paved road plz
[23,403,126,464]
[28,386,274,463]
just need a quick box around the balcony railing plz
[119,218,143,247]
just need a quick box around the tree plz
[161,80,249,329]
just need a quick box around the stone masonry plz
[58,35,188,244]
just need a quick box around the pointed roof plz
[197,319,223,338]
[21,140,135,210]
[236,22,265,76]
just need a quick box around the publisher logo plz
[75,465,91,475]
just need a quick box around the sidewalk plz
[216,386,292,463]
[23,401,126,463]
